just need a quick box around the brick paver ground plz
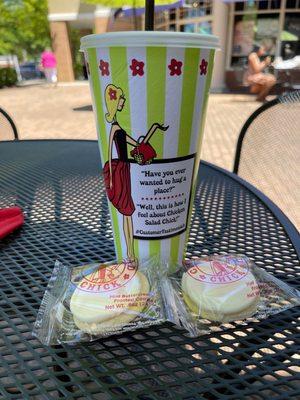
[1,83,298,229]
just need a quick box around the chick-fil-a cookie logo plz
[78,263,137,293]
[187,258,249,284]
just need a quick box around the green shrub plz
[0,67,17,88]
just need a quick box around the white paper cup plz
[81,31,219,264]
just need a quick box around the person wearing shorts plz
[244,46,276,102]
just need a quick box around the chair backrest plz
[0,107,19,141]
[233,90,300,230]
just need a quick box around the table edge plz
[2,140,299,259]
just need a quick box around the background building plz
[48,0,300,90]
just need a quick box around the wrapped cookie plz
[33,259,164,345]
[162,255,300,337]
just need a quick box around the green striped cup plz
[81,32,219,265]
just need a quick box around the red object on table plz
[0,207,24,239]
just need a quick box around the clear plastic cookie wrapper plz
[33,259,165,345]
[161,254,300,337]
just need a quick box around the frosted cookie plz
[182,258,260,322]
[70,263,150,334]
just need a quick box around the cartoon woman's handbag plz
[131,136,157,165]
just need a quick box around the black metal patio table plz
[0,140,299,400]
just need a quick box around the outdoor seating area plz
[0,1,299,399]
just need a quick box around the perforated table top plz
[0,140,299,400]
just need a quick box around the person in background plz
[244,45,276,102]
[40,48,57,86]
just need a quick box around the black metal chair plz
[233,90,300,230]
[0,107,19,140]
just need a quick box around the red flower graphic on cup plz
[108,88,117,100]
[168,58,182,76]
[99,59,110,76]
[199,59,208,75]
[130,59,145,76]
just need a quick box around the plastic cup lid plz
[80,31,219,51]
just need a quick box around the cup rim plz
[80,31,219,51]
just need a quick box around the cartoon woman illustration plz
[103,84,168,263]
